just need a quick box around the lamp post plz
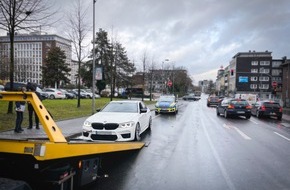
[161,59,169,94]
[92,0,98,114]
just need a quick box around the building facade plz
[215,50,289,106]
[228,51,282,100]
[0,32,72,86]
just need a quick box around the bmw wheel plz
[148,117,152,130]
[134,123,141,141]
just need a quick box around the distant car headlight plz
[119,121,135,128]
[83,120,92,128]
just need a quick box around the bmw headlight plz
[83,120,92,128]
[119,121,135,128]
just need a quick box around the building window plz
[260,68,270,73]
[251,76,258,81]
[259,76,269,81]
[251,69,258,73]
[272,69,282,76]
[251,61,258,66]
[260,61,270,66]
[250,84,257,89]
[272,61,282,68]
[259,84,269,89]
[272,77,282,82]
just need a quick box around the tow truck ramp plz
[0,92,144,189]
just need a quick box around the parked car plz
[251,100,283,120]
[72,89,87,98]
[183,93,196,101]
[85,89,100,98]
[36,87,49,100]
[155,95,178,115]
[82,100,152,142]
[216,98,252,119]
[207,96,221,107]
[4,82,27,91]
[58,89,76,99]
[43,88,66,99]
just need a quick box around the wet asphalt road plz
[84,96,290,190]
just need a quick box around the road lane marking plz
[223,124,230,129]
[233,127,251,140]
[201,119,236,190]
[274,132,290,141]
[249,119,258,124]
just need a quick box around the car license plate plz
[270,112,276,115]
[237,111,245,114]
[95,131,113,135]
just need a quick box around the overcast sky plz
[51,0,290,84]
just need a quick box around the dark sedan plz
[216,98,251,119]
[251,100,282,120]
[207,96,221,107]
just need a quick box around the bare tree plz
[0,0,57,113]
[65,0,90,108]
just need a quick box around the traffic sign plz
[167,80,172,87]
[272,81,277,87]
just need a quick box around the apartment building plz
[216,50,289,105]
[0,32,72,86]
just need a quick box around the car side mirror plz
[96,108,101,112]
[140,108,148,113]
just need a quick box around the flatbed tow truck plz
[0,91,145,189]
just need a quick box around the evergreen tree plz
[42,47,71,88]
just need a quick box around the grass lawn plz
[0,98,156,131]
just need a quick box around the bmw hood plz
[85,112,139,123]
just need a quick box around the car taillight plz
[246,105,252,109]
[57,92,61,95]
[228,104,234,109]
[260,105,266,111]
[279,107,283,112]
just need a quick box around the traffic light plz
[230,69,234,76]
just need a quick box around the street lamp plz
[92,0,98,114]
[161,59,169,94]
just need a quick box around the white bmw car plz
[82,100,152,141]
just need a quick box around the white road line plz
[201,119,236,190]
[274,132,290,142]
[234,127,251,140]
[223,124,230,129]
[249,119,259,124]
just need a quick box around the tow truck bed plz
[0,91,144,189]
